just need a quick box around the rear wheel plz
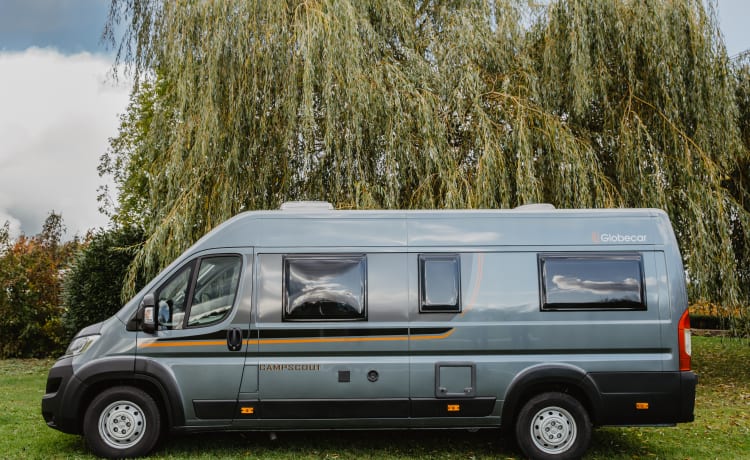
[83,386,161,458]
[515,392,591,460]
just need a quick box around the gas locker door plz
[253,252,410,427]
[135,250,252,427]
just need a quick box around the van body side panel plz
[406,216,664,247]
[258,217,408,248]
[409,250,670,427]
[252,252,411,428]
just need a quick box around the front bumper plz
[41,357,81,434]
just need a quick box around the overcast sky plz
[0,0,127,239]
[0,1,748,240]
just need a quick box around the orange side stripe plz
[257,336,406,345]
[139,340,226,348]
[410,329,455,341]
[137,329,454,348]
[256,329,454,345]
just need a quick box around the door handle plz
[227,328,242,351]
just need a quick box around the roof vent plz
[514,203,555,211]
[279,201,334,211]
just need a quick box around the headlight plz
[65,334,100,357]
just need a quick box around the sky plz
[0,0,128,240]
[0,1,749,240]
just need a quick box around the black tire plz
[83,386,162,458]
[514,392,591,460]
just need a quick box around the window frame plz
[153,253,242,329]
[282,254,368,322]
[418,253,462,313]
[153,260,196,330]
[538,252,646,312]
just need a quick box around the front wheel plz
[83,386,161,458]
[515,392,591,460]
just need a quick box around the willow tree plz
[528,0,750,313]
[732,54,750,332]
[104,0,749,319]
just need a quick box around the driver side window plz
[155,255,242,329]
[157,264,193,330]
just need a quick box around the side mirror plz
[140,293,157,334]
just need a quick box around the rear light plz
[678,309,691,371]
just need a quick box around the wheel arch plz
[66,357,185,434]
[500,363,602,430]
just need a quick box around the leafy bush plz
[0,214,79,358]
[690,302,747,336]
[729,315,750,338]
[689,315,729,330]
[62,225,146,339]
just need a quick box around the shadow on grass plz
[41,425,700,460]
[150,426,693,459]
[586,428,666,459]
[156,429,518,459]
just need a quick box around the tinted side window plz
[539,253,645,311]
[284,255,367,321]
[156,262,194,330]
[419,254,461,313]
[187,256,242,327]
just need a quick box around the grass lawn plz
[1,336,748,459]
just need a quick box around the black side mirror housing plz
[140,293,157,334]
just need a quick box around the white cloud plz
[0,209,21,238]
[0,47,131,239]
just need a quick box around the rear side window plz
[284,255,367,321]
[188,256,242,326]
[539,253,645,311]
[419,254,461,313]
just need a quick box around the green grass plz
[2,336,748,459]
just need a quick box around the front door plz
[136,251,248,426]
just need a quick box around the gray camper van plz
[42,203,696,459]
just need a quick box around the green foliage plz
[732,56,750,296]
[99,77,171,228]
[528,0,749,312]
[689,314,729,330]
[103,0,750,321]
[0,213,79,358]
[62,226,146,339]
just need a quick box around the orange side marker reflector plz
[241,407,255,414]
[636,402,649,410]
[447,404,460,412]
